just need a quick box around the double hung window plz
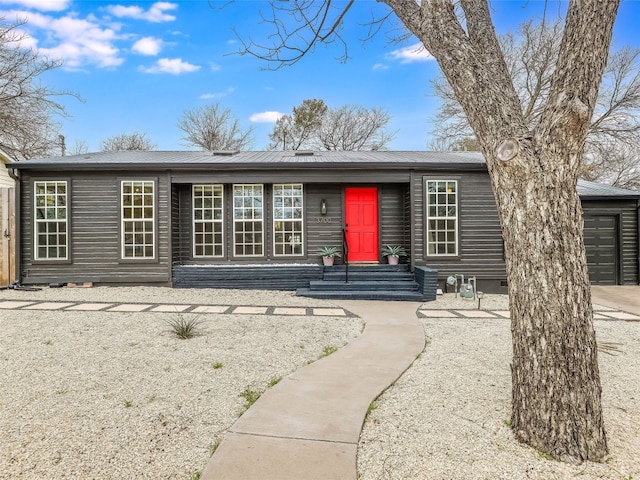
[426,180,458,256]
[34,181,68,260]
[193,185,224,257]
[121,180,155,259]
[233,184,263,256]
[273,184,303,256]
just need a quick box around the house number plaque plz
[315,217,333,223]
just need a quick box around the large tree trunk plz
[384,0,619,463]
[495,152,607,462]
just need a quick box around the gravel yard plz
[2,286,638,480]
[357,315,640,480]
[0,287,362,480]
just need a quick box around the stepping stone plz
[600,311,640,321]
[312,308,346,316]
[66,303,113,311]
[273,307,307,316]
[192,305,230,314]
[149,304,192,313]
[232,306,269,315]
[0,301,35,309]
[455,310,497,318]
[419,310,458,318]
[23,302,75,310]
[106,304,153,312]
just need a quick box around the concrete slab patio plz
[200,300,425,480]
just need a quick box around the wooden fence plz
[1,187,15,287]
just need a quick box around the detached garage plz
[579,180,640,285]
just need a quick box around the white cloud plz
[387,42,434,63]
[372,63,389,71]
[141,57,200,74]
[250,111,285,123]
[106,2,178,23]
[15,11,123,69]
[200,87,236,99]
[0,0,70,11]
[132,36,162,56]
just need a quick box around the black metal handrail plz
[342,226,349,284]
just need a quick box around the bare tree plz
[314,105,394,151]
[583,140,640,191]
[100,132,156,152]
[0,17,70,159]
[68,139,89,156]
[431,19,640,189]
[234,0,620,462]
[269,99,393,151]
[177,103,254,151]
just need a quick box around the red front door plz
[345,187,378,262]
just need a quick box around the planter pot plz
[322,256,335,266]
[387,255,400,265]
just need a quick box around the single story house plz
[7,150,640,300]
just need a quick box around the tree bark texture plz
[383,0,620,462]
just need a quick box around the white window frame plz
[193,184,225,258]
[426,179,459,256]
[233,184,264,257]
[272,183,304,257]
[34,180,68,260]
[121,180,155,259]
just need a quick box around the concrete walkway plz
[200,300,425,480]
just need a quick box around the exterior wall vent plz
[294,150,314,156]
[212,150,240,156]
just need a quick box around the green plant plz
[209,438,222,456]
[44,339,53,346]
[213,362,223,370]
[316,246,342,258]
[240,388,263,410]
[367,402,378,414]
[503,419,512,428]
[268,376,282,387]
[320,345,338,358]
[189,471,202,480]
[381,244,407,257]
[167,313,202,339]
[124,399,133,408]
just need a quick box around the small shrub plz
[167,314,202,339]
[240,388,263,410]
[268,376,282,387]
[213,362,223,370]
[124,399,133,408]
[320,345,338,358]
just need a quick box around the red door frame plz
[344,187,379,262]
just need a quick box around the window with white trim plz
[426,180,458,256]
[273,184,303,256]
[233,184,263,256]
[121,180,155,259]
[34,181,68,260]
[193,184,224,257]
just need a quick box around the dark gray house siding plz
[411,170,507,293]
[8,151,639,293]
[19,171,172,285]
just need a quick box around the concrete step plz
[308,280,419,292]
[296,288,425,302]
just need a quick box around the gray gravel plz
[0,287,362,480]
[357,315,640,480]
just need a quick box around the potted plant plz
[382,245,407,265]
[317,246,342,266]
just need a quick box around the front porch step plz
[295,288,425,302]
[307,280,419,292]
[296,263,426,302]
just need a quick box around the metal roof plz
[577,179,640,199]
[7,150,487,170]
[7,150,639,199]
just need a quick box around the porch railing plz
[342,226,349,284]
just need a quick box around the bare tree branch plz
[100,132,156,152]
[177,103,254,151]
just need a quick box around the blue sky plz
[1,0,639,153]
